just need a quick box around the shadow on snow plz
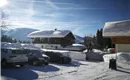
[1,65,60,80]
[29,65,60,72]
[1,67,38,80]
[55,60,89,67]
[116,67,130,74]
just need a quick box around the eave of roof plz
[27,30,72,38]
[103,20,130,37]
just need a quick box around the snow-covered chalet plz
[27,29,75,49]
[103,20,130,52]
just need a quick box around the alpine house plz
[103,20,130,52]
[27,29,75,49]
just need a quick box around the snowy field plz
[1,60,130,80]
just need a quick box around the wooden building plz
[103,20,130,52]
[27,29,75,49]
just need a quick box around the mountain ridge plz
[2,28,84,43]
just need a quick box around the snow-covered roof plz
[27,30,72,38]
[42,49,69,53]
[72,44,85,47]
[42,49,70,57]
[103,20,130,37]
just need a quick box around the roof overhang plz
[27,30,71,38]
[103,20,130,38]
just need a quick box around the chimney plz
[55,28,57,31]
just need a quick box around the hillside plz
[2,28,84,43]
[2,28,38,41]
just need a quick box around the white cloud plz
[4,18,89,29]
[13,0,104,10]
[45,0,104,10]
[46,0,60,9]
[4,0,36,17]
[36,12,76,18]
[2,0,103,36]
[3,9,37,16]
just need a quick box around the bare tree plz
[0,9,8,28]
[1,10,7,43]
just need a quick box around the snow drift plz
[103,52,130,70]
[116,52,130,69]
[62,44,86,51]
[103,54,116,63]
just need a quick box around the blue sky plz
[1,0,130,37]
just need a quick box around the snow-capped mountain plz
[74,35,84,43]
[1,28,84,42]
[1,30,5,36]
[2,28,38,41]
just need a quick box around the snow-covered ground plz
[1,60,130,80]
[1,43,130,80]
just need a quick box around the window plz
[11,50,25,54]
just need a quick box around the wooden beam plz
[103,36,130,38]
[112,37,130,44]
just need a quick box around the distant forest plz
[84,28,115,50]
[1,35,30,43]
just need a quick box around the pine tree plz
[96,28,113,49]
